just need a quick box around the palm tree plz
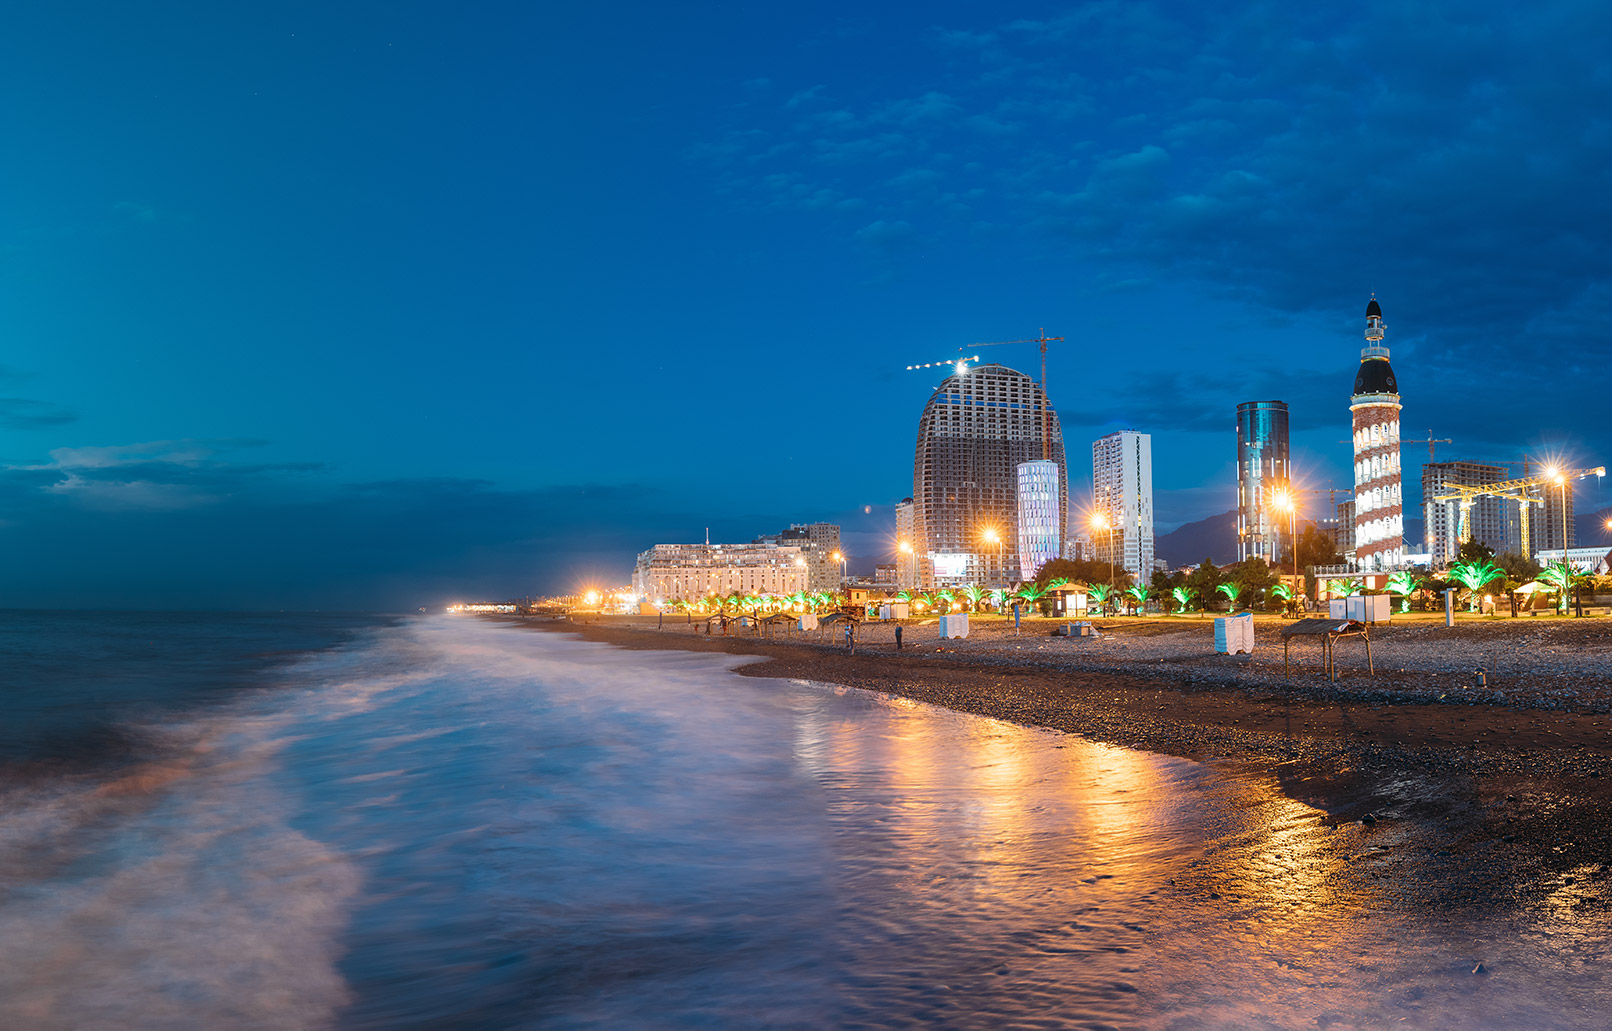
[963,584,986,612]
[1017,582,1048,613]
[1385,571,1424,613]
[1325,578,1365,602]
[1447,560,1505,612]
[896,589,914,603]
[1269,582,1293,615]
[1124,584,1152,614]
[1088,583,1114,615]
[1538,559,1588,615]
[1171,586,1195,614]
[990,587,1013,612]
[1046,576,1070,590]
[1215,582,1241,610]
[935,588,956,614]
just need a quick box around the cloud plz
[0,398,75,429]
[7,438,320,511]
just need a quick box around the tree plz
[1279,523,1345,570]
[1457,538,1497,566]
[1494,551,1541,581]
[935,588,956,614]
[1385,571,1425,613]
[1447,559,1505,611]
[1088,583,1114,614]
[1124,584,1152,614]
[1215,582,1242,610]
[1184,559,1224,609]
[962,584,986,612]
[1171,585,1196,613]
[1034,557,1132,591]
[1270,582,1294,614]
[990,587,1013,611]
[1538,559,1590,614]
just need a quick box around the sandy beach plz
[522,612,1612,915]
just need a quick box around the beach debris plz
[1472,962,1487,975]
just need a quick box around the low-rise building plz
[632,542,808,604]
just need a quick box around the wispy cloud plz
[0,398,75,429]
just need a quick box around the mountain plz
[1156,509,1238,567]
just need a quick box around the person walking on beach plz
[894,624,903,650]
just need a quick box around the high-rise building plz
[1015,460,1062,581]
[1423,461,1510,565]
[1334,499,1357,560]
[752,522,842,591]
[1235,401,1290,563]
[911,364,1067,587]
[894,498,919,587]
[1092,430,1154,582]
[1350,298,1405,571]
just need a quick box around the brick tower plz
[1349,298,1405,571]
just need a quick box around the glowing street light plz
[1090,512,1114,602]
[831,550,846,584]
[981,526,1004,587]
[1272,488,1298,584]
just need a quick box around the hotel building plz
[632,542,808,604]
[911,363,1067,587]
[1092,430,1154,582]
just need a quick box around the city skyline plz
[5,2,1612,607]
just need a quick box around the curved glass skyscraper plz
[1016,460,1062,581]
[912,364,1066,587]
[1235,401,1290,563]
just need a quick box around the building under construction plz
[911,363,1067,587]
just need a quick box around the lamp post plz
[794,557,807,608]
[898,539,914,589]
[982,527,1002,587]
[831,550,846,586]
[1091,513,1113,612]
[1273,489,1298,581]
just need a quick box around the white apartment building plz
[1091,430,1154,583]
[632,542,808,604]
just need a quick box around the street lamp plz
[897,539,914,590]
[1090,513,1113,610]
[831,550,846,584]
[1273,489,1298,583]
[981,527,1002,587]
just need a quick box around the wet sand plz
[521,614,1612,915]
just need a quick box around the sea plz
[1,610,1608,1029]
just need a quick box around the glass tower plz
[1235,401,1290,563]
[1015,460,1062,581]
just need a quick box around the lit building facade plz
[1092,430,1154,582]
[894,497,919,587]
[911,364,1067,587]
[1235,400,1290,563]
[1015,460,1062,581]
[632,542,808,603]
[1422,461,1510,566]
[1350,299,1405,571]
[752,522,842,591]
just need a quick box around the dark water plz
[1,612,1609,1029]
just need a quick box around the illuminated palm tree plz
[963,584,986,612]
[1447,560,1504,612]
[990,587,1013,611]
[1046,577,1069,590]
[1538,559,1588,615]
[935,588,956,614]
[1333,578,1365,598]
[1171,586,1195,613]
[1385,571,1424,613]
[1215,582,1241,610]
[1016,582,1048,612]
[1124,584,1152,614]
[1089,583,1114,615]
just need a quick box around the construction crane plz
[904,329,1063,459]
[1434,465,1606,559]
[1338,429,1452,464]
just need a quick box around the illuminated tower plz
[912,364,1067,587]
[1235,401,1290,563]
[1350,298,1404,571]
[1015,460,1061,580]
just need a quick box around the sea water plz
[0,612,1607,1029]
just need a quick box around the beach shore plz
[517,612,1612,913]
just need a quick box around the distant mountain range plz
[1154,506,1612,570]
[1155,510,1237,567]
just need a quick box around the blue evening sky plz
[4,1,1610,608]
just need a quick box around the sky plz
[5,0,1612,609]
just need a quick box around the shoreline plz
[514,614,1612,912]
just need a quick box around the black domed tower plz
[1349,297,1404,571]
